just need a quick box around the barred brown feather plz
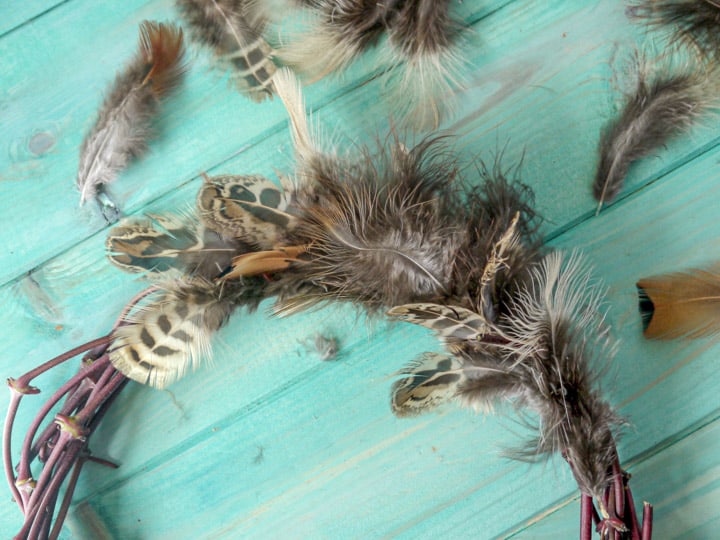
[197,173,296,248]
[77,21,185,212]
[176,0,276,101]
[109,276,266,388]
[106,212,239,279]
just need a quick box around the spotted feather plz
[176,0,277,101]
[197,173,295,248]
[390,352,465,416]
[387,303,491,344]
[108,278,236,388]
[106,212,237,277]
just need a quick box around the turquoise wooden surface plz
[1,0,719,538]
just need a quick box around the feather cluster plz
[637,263,720,339]
[592,54,716,211]
[104,68,542,386]
[77,21,186,220]
[176,0,276,101]
[629,0,720,60]
[389,251,624,500]
[176,0,465,128]
[104,68,630,526]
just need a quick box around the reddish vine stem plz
[566,450,652,539]
[4,287,155,539]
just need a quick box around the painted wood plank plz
[506,414,720,538]
[2,0,720,538]
[0,0,66,37]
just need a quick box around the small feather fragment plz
[637,264,720,339]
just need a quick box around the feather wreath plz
[77,21,186,222]
[100,68,543,387]
[628,0,720,60]
[176,0,277,101]
[389,252,653,537]
[277,0,465,129]
[593,52,718,213]
[637,263,720,339]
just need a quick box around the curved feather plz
[593,58,713,212]
[77,21,186,209]
[637,264,720,339]
[494,251,621,498]
[391,352,465,417]
[277,0,463,128]
[109,279,234,388]
[629,0,720,60]
[106,212,237,278]
[197,173,295,248]
[109,276,266,388]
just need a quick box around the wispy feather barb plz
[593,55,715,212]
[77,21,186,214]
[629,0,720,60]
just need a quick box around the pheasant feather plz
[637,263,720,339]
[629,0,720,60]
[176,0,276,100]
[77,21,185,215]
[593,57,714,212]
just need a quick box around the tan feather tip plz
[138,21,187,97]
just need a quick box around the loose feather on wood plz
[77,21,186,217]
[628,0,720,60]
[593,54,716,212]
[176,0,277,101]
[276,0,465,129]
[637,263,720,339]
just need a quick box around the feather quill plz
[629,0,720,60]
[176,0,277,100]
[637,263,720,339]
[593,56,715,212]
[77,21,186,213]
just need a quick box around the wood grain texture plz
[1,0,719,538]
